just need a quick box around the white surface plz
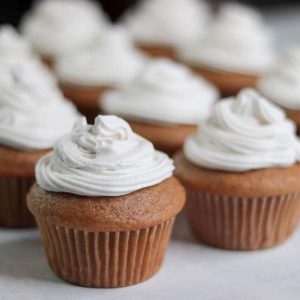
[0,212,300,300]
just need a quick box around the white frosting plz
[36,115,174,196]
[0,57,58,88]
[102,59,219,125]
[184,88,300,172]
[55,27,146,86]
[258,47,300,110]
[0,26,56,84]
[123,0,210,47]
[180,3,275,75]
[0,25,33,62]
[21,0,107,58]
[0,61,80,150]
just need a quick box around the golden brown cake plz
[137,43,177,60]
[174,151,300,250]
[129,120,196,155]
[191,65,259,96]
[28,177,184,287]
[27,115,185,287]
[174,89,300,250]
[285,108,300,132]
[40,54,54,69]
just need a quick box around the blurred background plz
[0,0,299,52]
[1,0,300,24]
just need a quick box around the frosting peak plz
[55,27,145,86]
[184,88,300,172]
[139,59,196,91]
[102,59,219,125]
[0,60,79,150]
[21,0,107,57]
[124,0,210,47]
[180,3,275,74]
[36,115,174,196]
[72,116,136,156]
[258,47,300,110]
[0,25,32,61]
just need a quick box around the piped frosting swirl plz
[0,25,33,62]
[258,47,300,110]
[21,0,107,57]
[36,115,174,196]
[184,88,300,172]
[102,59,219,125]
[180,3,275,74]
[124,0,210,47]
[55,27,145,86]
[0,61,79,150]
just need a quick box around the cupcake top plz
[21,0,107,58]
[55,27,145,87]
[180,3,275,75]
[258,47,300,110]
[184,88,300,172]
[0,61,79,151]
[36,115,174,196]
[123,0,210,47]
[102,59,219,125]
[0,25,33,61]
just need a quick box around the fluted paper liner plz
[36,217,175,288]
[0,176,35,228]
[186,188,300,250]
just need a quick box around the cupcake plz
[179,3,275,96]
[0,25,33,62]
[55,27,145,122]
[102,59,219,154]
[27,115,185,288]
[0,61,79,227]
[123,0,210,60]
[258,47,300,131]
[174,88,300,250]
[20,0,107,67]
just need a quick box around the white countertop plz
[1,212,300,300]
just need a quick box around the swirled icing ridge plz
[102,59,219,125]
[36,115,174,196]
[184,88,300,172]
